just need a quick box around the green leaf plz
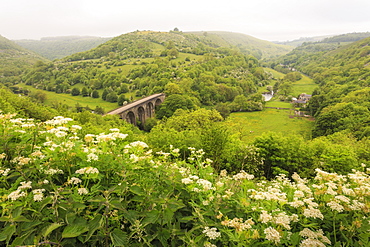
[157,228,170,246]
[12,215,31,222]
[84,215,103,243]
[110,229,127,246]
[0,224,16,243]
[42,223,63,238]
[142,210,160,226]
[72,202,86,210]
[130,185,145,196]
[62,224,88,238]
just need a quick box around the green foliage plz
[0,113,369,246]
[156,94,199,119]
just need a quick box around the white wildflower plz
[18,181,32,189]
[87,153,99,162]
[75,167,99,175]
[78,188,89,195]
[202,227,221,240]
[68,177,82,185]
[8,189,26,201]
[264,226,281,245]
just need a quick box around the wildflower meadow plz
[0,113,369,246]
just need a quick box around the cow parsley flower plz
[68,177,82,185]
[264,227,281,244]
[75,167,99,174]
[78,188,89,195]
[203,227,221,240]
[8,189,26,201]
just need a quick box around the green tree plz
[102,89,109,101]
[81,87,89,97]
[71,87,80,96]
[156,94,198,119]
[106,92,118,103]
[92,90,99,98]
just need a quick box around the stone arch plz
[155,98,162,107]
[137,106,145,125]
[146,102,154,118]
[126,111,136,125]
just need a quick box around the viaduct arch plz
[106,93,165,126]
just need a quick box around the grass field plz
[291,74,317,97]
[226,108,314,143]
[17,83,119,112]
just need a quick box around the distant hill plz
[0,35,47,85]
[272,35,333,47]
[15,36,111,60]
[273,32,370,47]
[187,31,293,59]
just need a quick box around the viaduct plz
[106,93,165,125]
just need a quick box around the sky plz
[1,0,370,42]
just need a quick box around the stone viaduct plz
[106,93,165,125]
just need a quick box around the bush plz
[0,113,369,246]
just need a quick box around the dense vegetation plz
[15,36,111,60]
[0,30,369,246]
[0,35,47,85]
[14,31,282,117]
[0,114,369,246]
[272,36,370,139]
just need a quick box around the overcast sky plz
[1,0,369,41]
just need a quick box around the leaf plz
[12,215,31,222]
[142,210,160,226]
[42,223,63,238]
[84,215,103,243]
[129,185,145,196]
[110,229,128,246]
[0,224,16,242]
[62,224,88,238]
[157,228,170,246]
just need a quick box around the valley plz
[0,30,369,246]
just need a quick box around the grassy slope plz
[17,83,118,111]
[227,108,313,142]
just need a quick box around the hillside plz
[0,35,47,85]
[187,31,293,59]
[15,36,111,60]
[275,36,370,139]
[19,30,276,115]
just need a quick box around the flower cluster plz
[202,227,221,240]
[75,167,99,174]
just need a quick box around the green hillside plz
[275,36,370,139]
[187,31,293,59]
[15,36,111,60]
[19,30,277,116]
[0,35,47,85]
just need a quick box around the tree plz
[71,87,80,96]
[106,92,118,103]
[92,90,99,98]
[30,91,47,103]
[81,87,89,97]
[117,94,127,106]
[102,89,109,101]
[156,94,198,119]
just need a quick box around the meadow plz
[226,108,313,142]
